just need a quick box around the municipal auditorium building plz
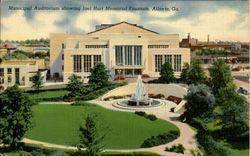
[50,22,190,83]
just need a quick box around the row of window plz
[85,45,109,49]
[0,68,20,76]
[0,76,29,84]
[73,55,101,73]
[148,45,169,49]
[155,55,182,72]
[115,46,142,66]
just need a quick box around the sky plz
[1,0,249,42]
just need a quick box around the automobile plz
[114,75,126,80]
[232,66,241,71]
[141,74,150,78]
[237,86,248,95]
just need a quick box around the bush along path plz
[23,99,199,156]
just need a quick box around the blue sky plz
[1,0,249,41]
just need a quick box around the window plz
[174,55,182,72]
[164,55,172,66]
[124,46,132,65]
[148,45,169,48]
[155,55,162,72]
[62,54,64,60]
[73,55,82,72]
[134,46,142,65]
[0,68,4,76]
[15,68,20,84]
[62,43,65,49]
[7,68,12,74]
[29,77,33,82]
[62,65,64,71]
[94,55,101,66]
[0,77,4,84]
[115,46,123,65]
[22,76,25,81]
[8,76,12,83]
[84,55,91,72]
[85,45,108,48]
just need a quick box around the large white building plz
[50,22,190,83]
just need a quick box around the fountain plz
[128,75,151,106]
[116,75,161,108]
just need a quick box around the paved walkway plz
[22,99,198,156]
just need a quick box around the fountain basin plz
[118,99,161,107]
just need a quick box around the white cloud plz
[148,10,176,18]
[75,11,140,32]
[1,10,63,40]
[148,9,249,42]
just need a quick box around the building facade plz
[0,60,47,88]
[50,22,190,83]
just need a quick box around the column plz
[132,46,134,66]
[122,46,125,66]
[91,55,94,68]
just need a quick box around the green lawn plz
[25,104,179,149]
[27,90,69,100]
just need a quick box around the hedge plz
[1,143,160,156]
[134,111,157,121]
[76,81,128,101]
[141,130,180,148]
[189,118,233,156]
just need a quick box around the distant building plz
[180,33,199,48]
[17,44,49,53]
[0,60,46,88]
[0,43,16,57]
[230,43,241,51]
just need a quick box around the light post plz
[117,69,122,82]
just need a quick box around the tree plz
[186,59,207,85]
[180,62,190,83]
[216,83,249,139]
[158,62,175,83]
[208,59,233,95]
[79,114,105,156]
[0,85,35,146]
[66,74,88,97]
[181,85,215,121]
[31,71,44,92]
[88,63,109,89]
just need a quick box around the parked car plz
[142,74,150,78]
[114,75,126,80]
[237,86,248,95]
[232,66,241,71]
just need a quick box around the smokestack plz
[207,34,210,44]
[188,33,190,40]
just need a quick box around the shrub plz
[165,143,186,154]
[167,95,182,104]
[135,111,147,117]
[141,130,180,148]
[146,114,157,121]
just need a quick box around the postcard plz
[0,0,249,156]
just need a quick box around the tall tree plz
[208,59,233,95]
[31,71,44,92]
[0,85,35,146]
[79,114,105,156]
[186,59,207,85]
[66,74,88,97]
[180,62,190,83]
[88,63,109,89]
[182,85,215,121]
[158,62,175,83]
[216,83,249,139]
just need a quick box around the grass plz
[27,90,69,100]
[25,103,179,149]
